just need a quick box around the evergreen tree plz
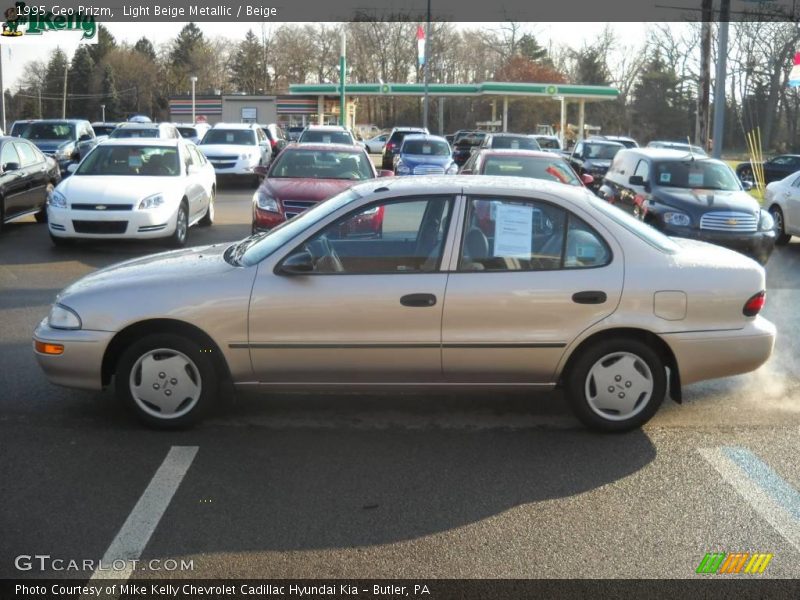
[67,46,94,118]
[88,25,116,64]
[230,30,264,94]
[170,23,205,70]
[133,37,157,62]
[631,53,689,142]
[517,33,548,62]
[101,63,120,121]
[43,48,68,117]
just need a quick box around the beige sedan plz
[33,176,776,431]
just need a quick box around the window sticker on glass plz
[129,155,142,168]
[226,133,234,143]
[659,172,671,183]
[422,144,432,154]
[576,244,597,259]
[494,203,533,257]
[688,171,704,187]
[510,140,520,149]
[323,135,332,143]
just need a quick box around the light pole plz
[339,30,346,128]
[422,0,431,130]
[100,104,105,122]
[190,75,198,123]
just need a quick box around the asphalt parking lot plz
[1,181,800,581]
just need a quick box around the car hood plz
[199,144,256,156]
[59,244,235,302]
[262,177,359,201]
[29,139,73,153]
[57,175,184,204]
[653,188,759,213]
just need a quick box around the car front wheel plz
[566,338,666,432]
[770,205,791,246]
[199,187,215,226]
[115,333,218,428]
[168,202,188,247]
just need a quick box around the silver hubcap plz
[772,209,783,234]
[585,351,654,421]
[176,207,187,241]
[129,348,202,419]
[208,192,215,221]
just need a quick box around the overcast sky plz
[2,22,654,91]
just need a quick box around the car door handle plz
[572,291,607,304]
[400,293,437,307]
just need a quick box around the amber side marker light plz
[35,341,64,355]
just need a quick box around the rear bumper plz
[32,319,114,391]
[663,316,776,386]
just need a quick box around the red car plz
[459,149,595,234]
[252,144,392,234]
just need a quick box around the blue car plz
[394,134,458,176]
[19,119,98,176]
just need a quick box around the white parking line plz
[88,446,198,582]
[699,446,800,553]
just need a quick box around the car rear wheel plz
[168,202,188,247]
[566,338,666,432]
[199,187,215,226]
[115,333,218,428]
[770,205,791,246]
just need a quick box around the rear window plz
[490,136,540,151]
[402,139,450,156]
[390,130,425,145]
[300,130,354,145]
[202,129,257,145]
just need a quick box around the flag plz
[417,25,425,66]
[789,51,800,87]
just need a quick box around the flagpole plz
[422,0,431,130]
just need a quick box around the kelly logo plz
[2,2,97,40]
[696,552,773,574]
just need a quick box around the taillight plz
[386,142,394,152]
[743,291,766,317]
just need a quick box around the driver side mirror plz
[78,134,92,142]
[742,180,754,191]
[279,250,314,274]
[3,161,19,172]
[276,140,288,151]
[378,169,394,178]
[581,173,594,185]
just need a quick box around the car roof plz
[478,149,562,158]
[618,147,721,161]
[304,125,348,131]
[582,139,625,147]
[211,123,257,129]
[391,127,427,132]
[282,143,364,152]
[98,138,182,147]
[351,174,593,202]
[27,119,88,124]
[402,134,448,143]
[116,122,164,129]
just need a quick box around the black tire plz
[770,205,791,246]
[34,207,48,223]
[565,338,667,432]
[168,201,189,247]
[199,187,215,227]
[115,333,218,429]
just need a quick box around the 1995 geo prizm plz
[33,176,775,431]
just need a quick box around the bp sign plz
[546,85,558,95]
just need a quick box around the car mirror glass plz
[3,161,19,172]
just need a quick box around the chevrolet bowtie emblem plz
[96,205,107,210]
[727,218,738,225]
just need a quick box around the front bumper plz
[48,205,179,239]
[660,224,776,263]
[33,319,115,391]
[208,158,260,176]
[663,315,776,386]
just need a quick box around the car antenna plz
[686,136,695,162]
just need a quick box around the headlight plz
[254,189,278,212]
[138,193,164,210]
[240,152,257,161]
[446,163,459,175]
[49,190,67,208]
[55,144,75,160]
[396,162,410,175]
[759,209,775,231]
[48,304,81,330]
[663,211,691,227]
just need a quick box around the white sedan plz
[47,138,216,247]
[364,133,388,154]
[765,171,800,245]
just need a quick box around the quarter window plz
[291,197,454,274]
[459,197,611,271]
[633,159,650,182]
[13,141,39,167]
[1,142,20,169]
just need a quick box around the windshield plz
[269,149,373,180]
[653,160,740,191]
[481,155,581,186]
[456,133,486,147]
[110,128,160,139]
[587,195,679,253]
[92,125,116,136]
[76,145,180,176]
[177,127,198,138]
[22,122,75,141]
[238,189,362,266]
[536,137,560,150]
[299,130,354,144]
[401,139,450,156]
[490,136,540,150]
[201,129,256,145]
[583,143,622,160]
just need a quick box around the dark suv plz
[599,148,776,264]
[381,126,429,171]
[568,139,625,193]
[478,133,541,151]
[20,119,98,175]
